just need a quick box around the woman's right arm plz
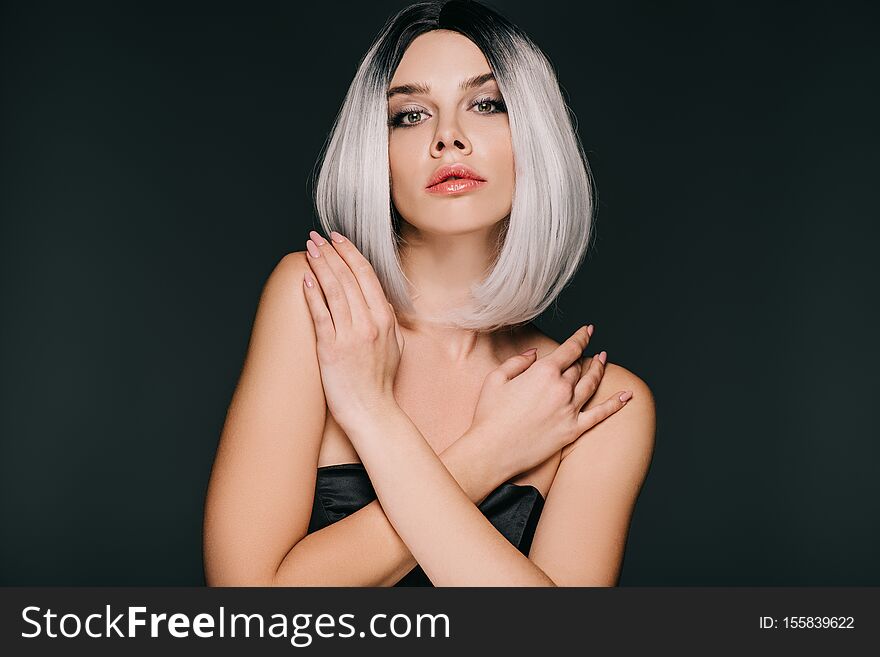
[202,252,511,587]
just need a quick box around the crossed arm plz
[274,362,654,587]
[324,399,558,587]
[271,420,515,587]
[203,253,655,587]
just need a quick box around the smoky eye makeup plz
[387,93,508,129]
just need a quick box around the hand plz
[301,230,405,431]
[469,325,632,480]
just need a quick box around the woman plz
[203,0,655,587]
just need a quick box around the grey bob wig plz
[312,0,595,332]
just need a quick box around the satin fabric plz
[306,462,546,586]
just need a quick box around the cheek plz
[482,129,516,190]
[388,138,426,220]
[483,121,513,161]
[483,131,515,215]
[388,135,419,193]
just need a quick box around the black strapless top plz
[306,462,545,586]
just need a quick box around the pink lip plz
[425,163,486,190]
[426,178,488,195]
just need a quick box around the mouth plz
[425,164,487,195]
[425,177,488,195]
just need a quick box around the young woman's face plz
[387,30,515,237]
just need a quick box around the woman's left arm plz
[528,364,656,586]
[302,231,554,586]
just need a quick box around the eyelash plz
[387,96,508,129]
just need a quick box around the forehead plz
[389,30,492,87]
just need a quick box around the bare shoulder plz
[531,325,654,463]
[254,251,318,339]
[512,322,654,454]
[228,249,324,416]
[595,362,655,412]
[271,250,311,285]
[247,250,317,359]
[562,356,656,464]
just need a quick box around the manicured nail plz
[303,271,314,288]
[330,231,345,244]
[598,351,607,365]
[619,390,633,403]
[306,240,321,258]
[587,324,594,337]
[309,230,326,246]
[521,347,537,356]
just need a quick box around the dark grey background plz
[1,0,877,585]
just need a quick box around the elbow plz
[204,541,306,587]
[203,551,279,588]
[205,570,276,588]
[203,530,287,587]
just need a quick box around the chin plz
[411,216,505,237]
[400,202,507,228]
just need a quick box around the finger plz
[326,231,393,312]
[577,389,633,434]
[302,268,336,337]
[494,347,539,381]
[306,237,352,328]
[544,324,592,372]
[573,351,606,410]
[309,230,371,325]
[561,359,581,387]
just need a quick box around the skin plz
[202,30,656,587]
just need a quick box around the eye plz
[472,96,507,114]
[387,96,508,129]
[388,108,428,128]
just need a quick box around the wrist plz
[333,394,402,438]
[441,424,510,503]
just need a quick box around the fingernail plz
[303,271,314,288]
[587,324,594,337]
[330,231,345,244]
[306,240,321,258]
[309,230,326,246]
[598,351,607,365]
[619,390,633,402]
[521,347,537,356]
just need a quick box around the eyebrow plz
[386,72,496,99]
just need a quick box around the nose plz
[430,118,472,157]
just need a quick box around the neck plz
[394,221,511,364]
